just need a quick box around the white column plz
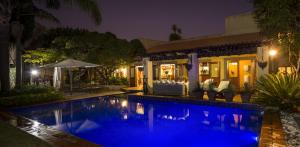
[53,67,61,89]
[220,58,226,80]
[188,52,199,95]
[143,57,153,94]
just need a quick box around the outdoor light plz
[269,49,277,57]
[31,69,39,76]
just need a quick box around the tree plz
[29,28,146,85]
[0,0,101,92]
[130,39,146,57]
[253,0,300,73]
[169,24,182,41]
[23,49,61,65]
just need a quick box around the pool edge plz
[0,108,102,147]
[259,109,287,147]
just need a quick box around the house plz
[116,13,290,95]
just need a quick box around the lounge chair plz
[200,79,214,91]
[213,80,231,98]
[204,80,231,99]
[214,81,230,93]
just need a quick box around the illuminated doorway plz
[227,59,255,89]
[136,66,144,87]
[160,64,175,80]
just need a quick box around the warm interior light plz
[203,66,209,70]
[136,103,144,115]
[121,100,128,108]
[231,62,238,66]
[31,69,39,76]
[269,49,277,56]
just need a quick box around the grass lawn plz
[0,121,51,147]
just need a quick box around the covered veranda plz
[140,32,267,96]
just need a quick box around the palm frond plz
[44,0,61,9]
[64,0,101,25]
[33,0,101,24]
[33,7,60,23]
[254,73,300,111]
[0,0,16,19]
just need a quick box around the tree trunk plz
[11,22,24,89]
[15,43,22,88]
[0,24,10,92]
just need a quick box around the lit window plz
[160,64,175,80]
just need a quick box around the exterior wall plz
[256,46,270,78]
[199,54,256,81]
[137,54,257,89]
[225,13,259,35]
[153,59,189,81]
[134,53,266,95]
[199,57,225,82]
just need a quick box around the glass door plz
[227,60,239,89]
[136,66,144,87]
[227,59,255,90]
[160,64,175,80]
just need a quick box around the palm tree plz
[169,24,182,41]
[0,0,101,92]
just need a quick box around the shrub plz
[108,77,129,85]
[0,85,55,97]
[0,85,63,107]
[254,74,300,111]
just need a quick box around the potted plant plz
[240,83,252,103]
[207,83,216,101]
[222,84,235,102]
[192,83,204,100]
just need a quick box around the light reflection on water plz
[12,96,263,147]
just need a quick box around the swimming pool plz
[12,95,263,147]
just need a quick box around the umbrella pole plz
[69,69,73,95]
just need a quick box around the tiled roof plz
[147,32,265,54]
[138,38,166,49]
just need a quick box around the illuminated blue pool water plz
[12,95,263,147]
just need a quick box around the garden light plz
[31,69,39,76]
[269,49,277,57]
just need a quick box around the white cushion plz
[204,79,214,84]
[216,81,230,92]
[202,79,214,90]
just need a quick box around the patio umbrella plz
[50,59,99,95]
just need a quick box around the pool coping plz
[0,108,102,147]
[128,94,263,111]
[7,92,126,110]
[259,109,287,147]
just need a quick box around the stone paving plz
[259,109,287,147]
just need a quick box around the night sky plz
[41,0,253,41]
